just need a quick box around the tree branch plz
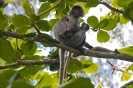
[0,59,59,70]
[120,80,133,88]
[37,0,64,16]
[107,60,133,75]
[0,31,133,62]
[99,1,123,14]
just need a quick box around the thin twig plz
[99,1,123,14]
[107,60,133,75]
[0,59,59,70]
[37,0,64,16]
[32,24,41,34]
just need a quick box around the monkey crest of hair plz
[68,5,84,18]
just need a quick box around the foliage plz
[0,0,133,88]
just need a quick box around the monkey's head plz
[81,22,89,31]
[68,5,84,18]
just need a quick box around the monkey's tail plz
[59,49,65,85]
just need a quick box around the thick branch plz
[0,31,133,62]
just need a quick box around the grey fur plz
[53,5,92,85]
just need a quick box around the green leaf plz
[20,41,34,54]
[0,69,16,88]
[67,59,82,73]
[36,20,51,31]
[0,38,16,61]
[120,15,129,24]
[38,2,51,19]
[36,73,53,88]
[25,42,37,56]
[80,59,93,68]
[16,27,31,34]
[87,16,99,27]
[118,46,133,56]
[49,19,59,27]
[11,14,30,28]
[30,14,40,23]
[97,84,102,88]
[98,19,108,29]
[19,66,42,78]
[121,72,131,81]
[123,2,133,19]
[127,64,133,71]
[102,19,117,31]
[87,0,99,7]
[58,77,94,88]
[22,0,34,16]
[116,0,133,8]
[82,63,98,73]
[12,79,34,88]
[97,30,110,42]
[127,84,133,88]
[0,11,8,30]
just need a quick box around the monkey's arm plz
[84,42,93,49]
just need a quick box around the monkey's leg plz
[59,49,65,84]
[63,52,71,80]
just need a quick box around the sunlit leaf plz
[80,59,93,68]
[87,16,99,27]
[38,2,51,18]
[98,19,108,29]
[82,63,98,73]
[127,64,133,71]
[67,59,82,73]
[36,73,53,88]
[117,0,133,8]
[58,77,94,88]
[49,19,59,27]
[118,46,133,56]
[97,84,102,88]
[36,20,51,31]
[121,72,131,81]
[120,15,129,24]
[22,0,35,16]
[11,14,30,28]
[97,30,110,42]
[102,19,117,31]
[19,66,42,78]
